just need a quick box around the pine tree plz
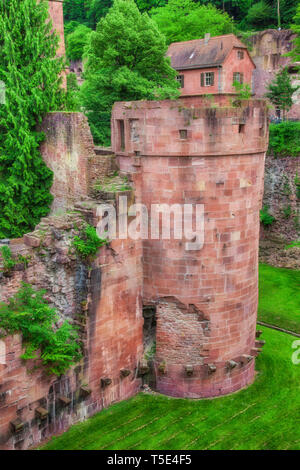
[80,0,180,146]
[265,67,299,120]
[0,0,66,238]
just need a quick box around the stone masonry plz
[0,94,268,448]
[112,95,268,398]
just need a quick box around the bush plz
[72,224,108,258]
[268,122,300,157]
[0,284,82,376]
[260,205,275,226]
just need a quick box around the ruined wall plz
[48,0,65,58]
[248,29,300,119]
[0,113,143,450]
[260,155,300,242]
[112,96,268,398]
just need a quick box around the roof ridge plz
[168,34,237,47]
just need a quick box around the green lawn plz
[41,326,300,450]
[258,264,300,334]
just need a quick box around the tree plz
[0,0,66,238]
[63,0,88,24]
[66,24,92,61]
[150,0,235,45]
[289,2,300,63]
[265,67,299,119]
[86,0,113,28]
[135,0,167,13]
[81,0,180,146]
[245,1,274,29]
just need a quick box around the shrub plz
[0,284,82,375]
[268,122,300,157]
[0,246,16,272]
[260,205,275,226]
[72,224,108,258]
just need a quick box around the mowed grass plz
[41,326,300,450]
[258,264,300,334]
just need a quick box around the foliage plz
[283,204,292,218]
[289,2,300,63]
[41,326,300,450]
[72,224,108,258]
[135,0,166,12]
[0,283,82,375]
[233,81,252,100]
[244,1,274,29]
[268,122,300,157]
[285,240,300,249]
[81,0,179,146]
[260,205,275,226]
[0,0,66,239]
[66,24,92,61]
[86,0,113,29]
[265,67,300,119]
[150,0,235,44]
[0,246,16,271]
[0,246,31,273]
[63,0,88,25]
[295,172,300,200]
[65,73,81,112]
[258,263,300,333]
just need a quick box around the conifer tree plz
[81,0,180,146]
[0,0,66,238]
[265,67,299,120]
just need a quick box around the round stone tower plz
[112,95,268,398]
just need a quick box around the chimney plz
[204,33,210,45]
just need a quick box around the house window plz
[237,50,244,60]
[233,72,244,84]
[201,72,215,87]
[177,74,184,88]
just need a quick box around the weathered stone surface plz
[113,96,268,399]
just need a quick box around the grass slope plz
[258,264,300,334]
[41,327,300,450]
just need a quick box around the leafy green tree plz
[63,0,88,24]
[150,0,235,44]
[289,2,300,63]
[0,0,66,239]
[81,0,180,146]
[135,0,166,12]
[66,24,92,61]
[65,73,81,112]
[86,0,113,28]
[245,1,274,29]
[265,67,299,119]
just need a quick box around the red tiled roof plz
[167,34,250,70]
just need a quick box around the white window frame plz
[205,72,214,87]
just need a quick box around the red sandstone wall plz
[0,113,143,450]
[249,29,300,119]
[113,97,268,398]
[48,0,65,57]
[40,113,95,212]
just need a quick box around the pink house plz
[167,33,256,96]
